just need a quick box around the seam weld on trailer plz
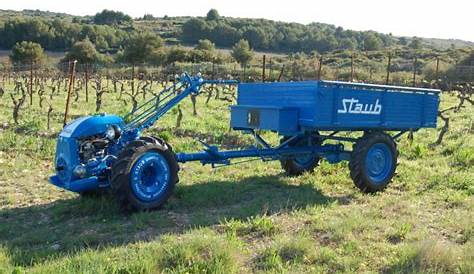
[49,73,440,211]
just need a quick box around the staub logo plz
[337,98,382,115]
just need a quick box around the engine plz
[78,135,110,162]
[49,114,126,193]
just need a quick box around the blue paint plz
[365,143,393,183]
[230,105,299,134]
[232,80,439,132]
[61,114,124,138]
[176,143,348,165]
[130,152,170,202]
[49,73,439,198]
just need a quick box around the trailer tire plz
[280,135,321,176]
[110,140,179,212]
[349,132,398,193]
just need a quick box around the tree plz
[339,37,357,50]
[399,37,408,46]
[206,9,220,21]
[9,41,45,64]
[10,41,45,105]
[192,39,217,62]
[231,39,254,66]
[120,32,164,93]
[181,18,209,44]
[166,46,189,64]
[363,33,382,51]
[121,32,164,65]
[409,37,422,49]
[93,10,132,25]
[62,39,102,103]
[459,51,474,66]
[243,27,268,50]
[142,14,155,21]
[210,24,240,47]
[62,39,100,64]
[196,39,215,51]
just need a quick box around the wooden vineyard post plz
[269,58,273,82]
[350,53,355,82]
[85,63,89,103]
[29,61,34,105]
[277,65,285,82]
[317,56,323,80]
[386,52,392,85]
[63,60,77,126]
[435,56,440,83]
[262,54,266,82]
[412,56,417,87]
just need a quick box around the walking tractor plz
[50,73,440,211]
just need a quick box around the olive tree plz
[120,32,164,94]
[231,39,254,67]
[62,39,102,102]
[9,41,45,105]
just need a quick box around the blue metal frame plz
[176,131,350,167]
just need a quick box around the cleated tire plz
[110,139,179,212]
[279,134,322,176]
[349,131,398,193]
[139,136,174,152]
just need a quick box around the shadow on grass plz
[0,174,349,267]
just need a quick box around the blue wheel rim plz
[289,136,319,168]
[294,154,316,168]
[365,143,393,184]
[130,152,170,202]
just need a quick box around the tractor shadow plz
[0,174,353,267]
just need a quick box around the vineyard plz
[0,57,473,273]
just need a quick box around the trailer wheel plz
[280,135,321,176]
[110,140,179,212]
[349,132,398,193]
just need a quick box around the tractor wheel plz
[349,132,398,193]
[279,134,322,176]
[110,139,179,212]
[139,136,174,152]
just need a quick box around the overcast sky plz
[2,0,473,42]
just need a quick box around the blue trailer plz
[50,74,440,211]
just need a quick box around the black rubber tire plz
[139,136,174,152]
[110,139,179,212]
[279,135,322,176]
[140,135,179,176]
[349,131,398,193]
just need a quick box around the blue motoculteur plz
[50,73,439,211]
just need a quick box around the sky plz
[2,0,473,42]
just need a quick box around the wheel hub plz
[365,143,393,184]
[130,152,170,202]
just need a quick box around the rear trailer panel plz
[231,80,439,132]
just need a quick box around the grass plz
[0,78,472,273]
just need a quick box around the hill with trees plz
[0,8,472,55]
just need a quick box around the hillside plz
[0,9,472,54]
